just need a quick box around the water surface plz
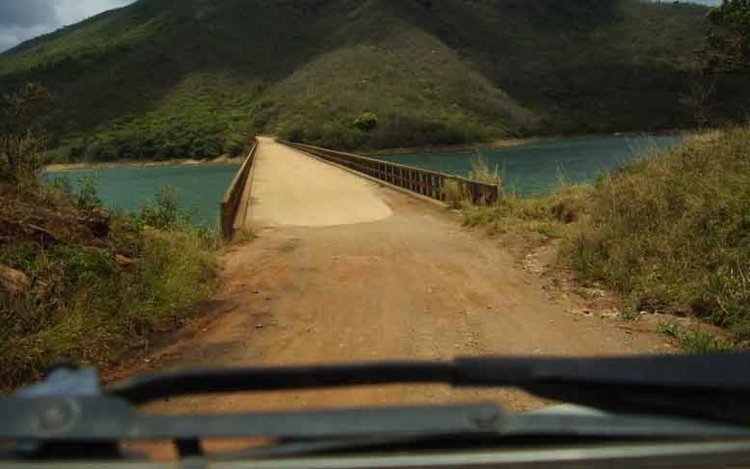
[373,135,683,196]
[44,163,239,226]
[42,135,683,224]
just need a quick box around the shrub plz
[75,174,102,210]
[138,186,192,230]
[353,112,378,132]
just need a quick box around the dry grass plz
[463,184,592,238]
[468,154,501,186]
[562,127,750,337]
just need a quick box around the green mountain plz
[0,0,723,161]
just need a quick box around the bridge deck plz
[240,137,392,228]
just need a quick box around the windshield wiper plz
[3,353,750,462]
[105,353,750,425]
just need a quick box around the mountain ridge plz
[0,0,722,160]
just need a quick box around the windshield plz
[0,0,749,464]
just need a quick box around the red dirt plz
[117,188,671,417]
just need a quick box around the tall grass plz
[563,127,750,337]
[468,154,501,186]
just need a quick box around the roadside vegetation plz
[563,128,750,337]
[0,84,218,389]
[462,128,750,350]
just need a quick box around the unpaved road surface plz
[130,139,668,418]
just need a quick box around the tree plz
[705,0,750,74]
[685,1,750,124]
[0,83,50,184]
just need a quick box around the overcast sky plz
[0,0,725,54]
[0,0,137,52]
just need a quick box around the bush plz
[0,182,218,389]
[353,112,378,132]
[138,186,192,230]
[75,174,102,209]
[562,128,750,337]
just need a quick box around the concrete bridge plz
[221,137,498,237]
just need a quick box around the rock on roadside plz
[0,264,29,295]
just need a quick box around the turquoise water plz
[41,135,682,223]
[44,164,240,226]
[373,135,683,196]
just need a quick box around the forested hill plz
[0,0,734,161]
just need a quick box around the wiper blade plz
[2,400,749,442]
[106,353,750,424]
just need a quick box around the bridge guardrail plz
[281,141,499,205]
[220,139,258,240]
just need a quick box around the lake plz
[372,135,683,196]
[42,135,683,225]
[44,163,240,226]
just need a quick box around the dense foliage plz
[684,0,750,126]
[0,181,218,389]
[706,0,750,73]
[0,0,733,159]
[0,83,49,182]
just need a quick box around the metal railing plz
[220,139,258,240]
[281,141,499,205]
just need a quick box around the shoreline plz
[44,129,695,170]
[361,137,536,157]
[362,129,691,157]
[45,155,244,172]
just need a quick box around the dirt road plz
[133,139,668,417]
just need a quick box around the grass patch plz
[657,322,735,354]
[232,228,258,244]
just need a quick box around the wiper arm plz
[106,353,750,424]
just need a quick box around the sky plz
[0,0,725,53]
[0,0,137,52]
